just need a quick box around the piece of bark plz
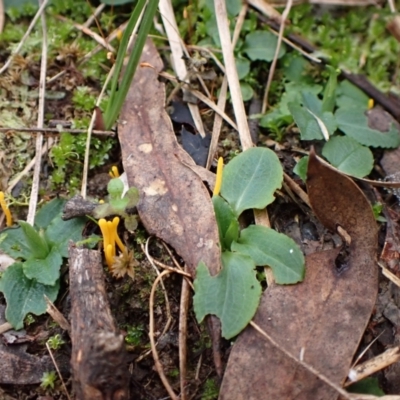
[220,149,378,399]
[0,305,52,384]
[118,39,221,278]
[62,195,97,220]
[69,244,129,400]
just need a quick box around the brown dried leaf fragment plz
[118,39,221,277]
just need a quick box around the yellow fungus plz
[109,166,120,178]
[107,220,116,257]
[112,217,126,253]
[98,217,126,270]
[99,199,105,204]
[116,29,123,41]
[213,157,224,196]
[368,98,374,110]
[105,244,114,270]
[0,192,13,227]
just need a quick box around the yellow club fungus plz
[213,157,224,196]
[98,217,126,270]
[0,192,13,227]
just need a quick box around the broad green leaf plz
[322,136,373,178]
[347,377,385,396]
[288,101,337,140]
[108,178,124,199]
[35,198,66,229]
[23,246,63,286]
[293,156,309,182]
[0,227,33,260]
[336,80,369,110]
[260,82,322,126]
[231,225,305,284]
[243,31,286,62]
[193,253,261,339]
[322,66,339,113]
[240,82,254,101]
[0,263,59,329]
[335,108,400,148]
[212,196,239,250]
[45,216,86,258]
[236,57,250,80]
[18,221,49,259]
[220,147,283,216]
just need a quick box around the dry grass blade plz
[0,0,50,75]
[248,0,283,23]
[262,0,293,113]
[27,0,47,225]
[159,0,206,137]
[214,0,253,150]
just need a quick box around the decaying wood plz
[69,244,129,400]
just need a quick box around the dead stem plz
[45,342,72,400]
[262,0,293,113]
[149,269,179,400]
[179,265,191,400]
[27,0,48,225]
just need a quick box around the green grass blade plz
[104,0,159,129]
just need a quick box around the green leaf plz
[322,136,373,178]
[220,147,283,216]
[23,246,63,286]
[293,156,309,182]
[45,216,86,258]
[231,225,305,284]
[335,108,400,148]
[236,57,250,80]
[321,66,339,113]
[243,31,286,62]
[100,0,133,4]
[124,187,140,209]
[108,178,124,199]
[193,253,262,339]
[212,196,239,250]
[18,221,50,259]
[0,263,59,329]
[35,198,66,229]
[0,227,33,260]
[336,80,369,110]
[347,377,385,396]
[240,82,254,101]
[288,101,337,140]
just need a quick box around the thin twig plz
[0,0,50,75]
[283,171,311,207]
[0,127,115,136]
[80,64,114,199]
[7,138,54,192]
[27,0,47,225]
[83,3,106,28]
[250,321,353,400]
[149,270,179,400]
[0,322,12,334]
[214,0,253,150]
[179,265,190,400]
[144,238,172,331]
[262,0,293,113]
[45,342,72,400]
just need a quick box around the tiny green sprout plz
[47,334,65,350]
[372,202,386,222]
[40,371,57,390]
[24,314,35,326]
